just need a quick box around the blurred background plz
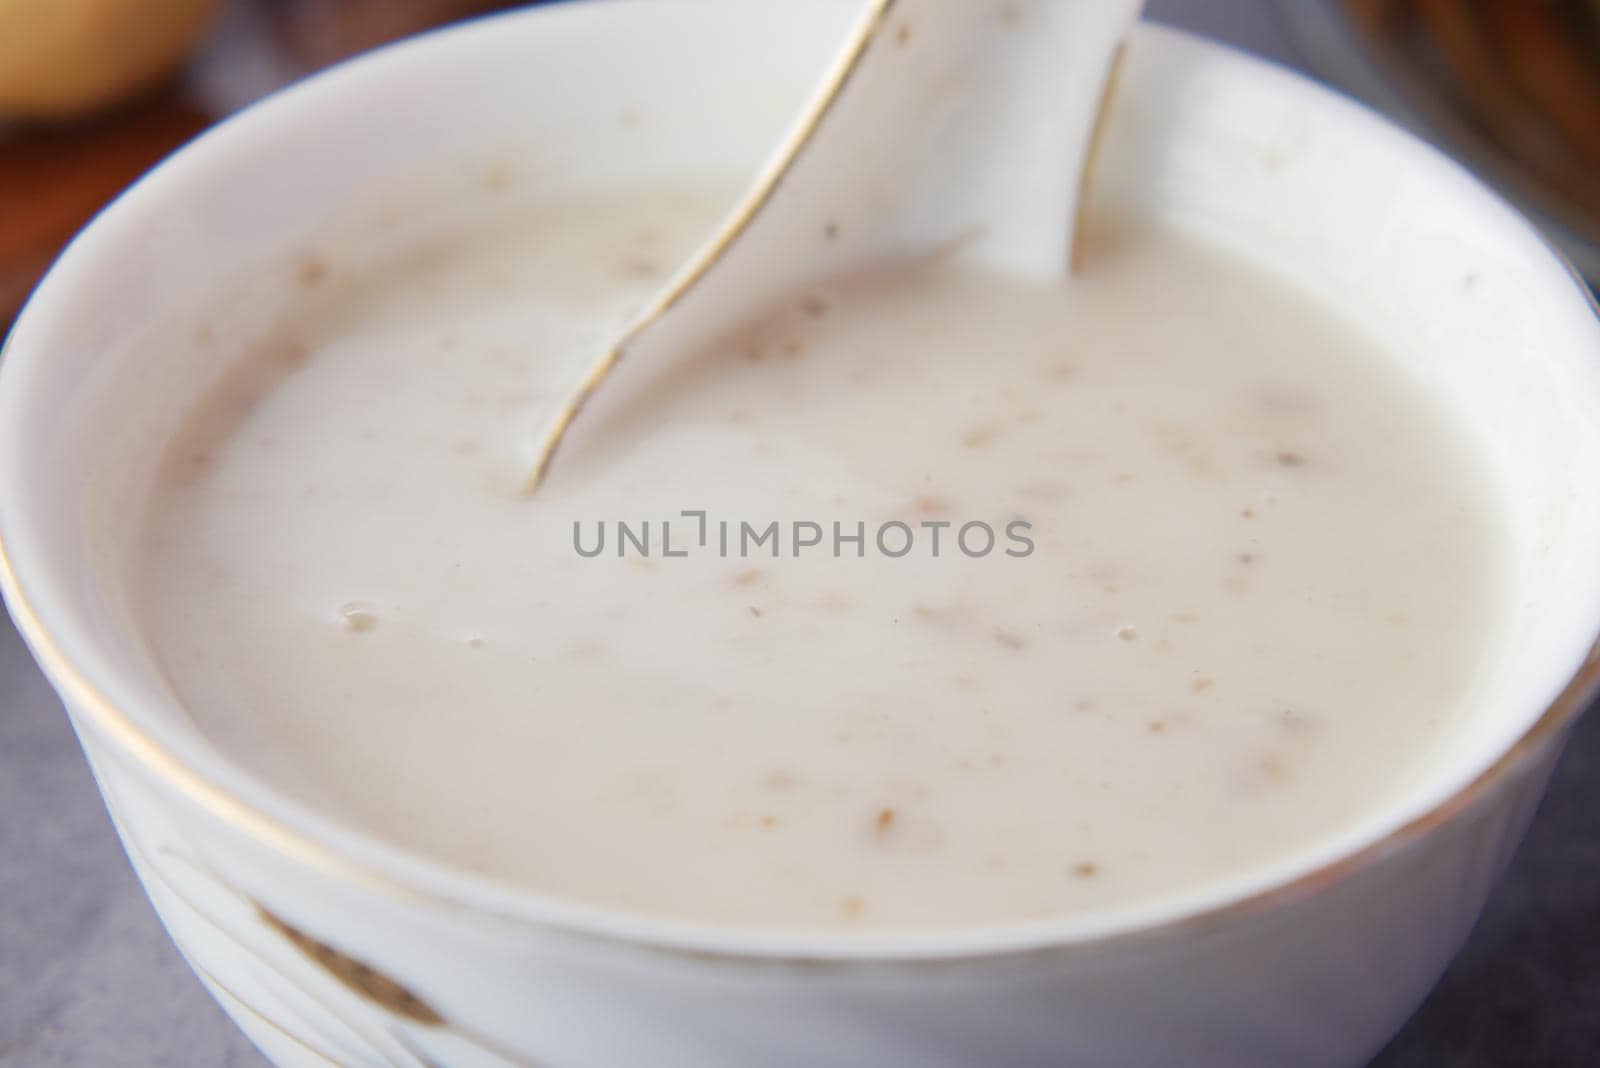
[1,2,1598,1066]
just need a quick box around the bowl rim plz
[1272,0,1600,283]
[3,3,1599,966]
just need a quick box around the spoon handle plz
[526,0,1141,493]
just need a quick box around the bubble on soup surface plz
[338,603,378,633]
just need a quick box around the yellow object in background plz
[0,0,219,120]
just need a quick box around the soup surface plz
[137,186,1506,929]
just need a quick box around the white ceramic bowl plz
[4,4,1600,1066]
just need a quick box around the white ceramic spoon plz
[526,0,1143,492]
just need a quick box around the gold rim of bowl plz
[2,13,1599,965]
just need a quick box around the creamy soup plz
[136,186,1507,930]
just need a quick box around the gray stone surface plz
[0,614,262,1066]
[3,1,1596,1065]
